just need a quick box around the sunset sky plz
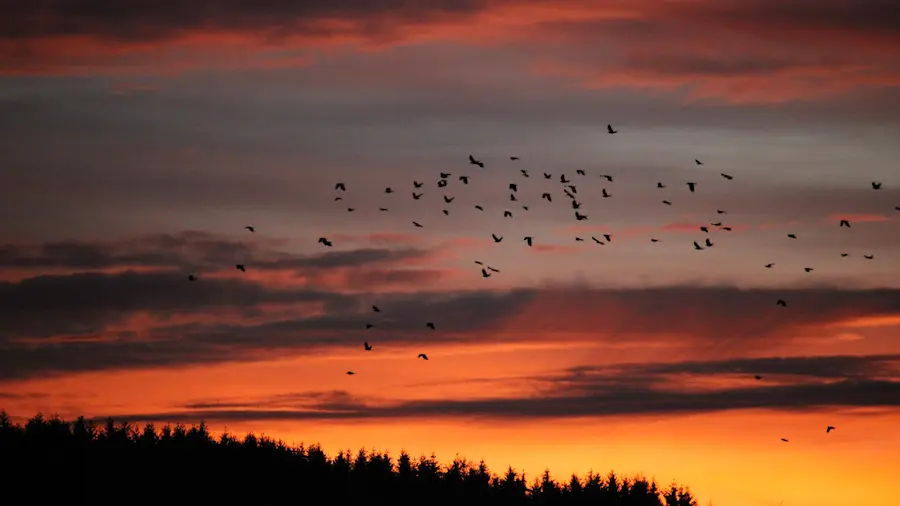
[2,1,900,505]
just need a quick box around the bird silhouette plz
[872,181,881,189]
[864,254,874,259]
[364,342,372,351]
[705,238,713,247]
[572,200,581,209]
[475,205,484,211]
[717,209,727,214]
[695,159,703,165]
[607,124,617,134]
[700,226,709,233]
[826,426,835,433]
[522,205,529,211]
[492,234,503,243]
[721,173,733,180]
[442,210,449,215]
[426,322,435,330]
[440,172,451,179]
[481,268,491,278]
[418,353,429,360]
[188,274,197,281]
[687,182,697,192]
[469,155,484,167]
[780,438,789,443]
[662,200,672,206]
[693,241,704,250]
[544,172,552,179]
[413,221,423,228]
[335,183,346,191]
[575,212,587,220]
[567,185,577,194]
[577,169,586,176]
[380,207,389,212]
[413,181,423,188]
[437,180,448,188]
[412,192,423,200]
[542,193,552,202]
[657,182,666,188]
[385,187,393,193]
[245,226,255,232]
[521,169,530,177]
[754,374,763,380]
[651,238,660,242]
[841,253,849,257]
[347,208,355,212]
[560,174,570,183]
[487,266,500,273]
[365,323,374,329]
[444,196,455,203]
[804,267,814,272]
[372,305,381,312]
[347,371,355,375]
[510,156,519,160]
[236,264,245,272]
[765,263,775,268]
[575,237,584,242]
[524,237,533,246]
[318,237,333,247]
[334,197,342,201]
[564,190,575,199]
[601,189,611,198]
[776,300,787,307]
[591,236,604,244]
[602,234,611,242]
[787,233,797,239]
[510,194,517,202]
[504,210,513,218]
[600,174,613,182]
[510,183,518,191]
[459,176,469,184]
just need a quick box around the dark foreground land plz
[0,412,698,505]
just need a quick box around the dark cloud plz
[0,0,492,41]
[87,354,900,423]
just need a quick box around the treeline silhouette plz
[1,412,699,506]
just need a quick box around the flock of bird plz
[184,123,897,441]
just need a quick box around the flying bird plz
[475,205,484,211]
[787,233,797,239]
[567,185,577,194]
[560,174,570,183]
[437,180,448,188]
[705,238,713,247]
[575,237,584,242]
[380,208,389,212]
[717,209,727,214]
[487,266,500,273]
[510,194,517,202]
[662,200,672,206]
[804,267,814,272]
[872,181,881,189]
[577,169,586,176]
[657,182,666,188]
[510,183,518,191]
[575,212,587,221]
[504,210,513,218]
[521,169,530,177]
[335,183,346,191]
[780,438,789,443]
[372,305,381,312]
[469,155,484,167]
[754,375,763,380]
[413,221,423,228]
[721,173,733,180]
[603,234,611,242]
[413,181,423,188]
[601,189,611,198]
[600,174,613,182]
[686,182,697,192]
[524,237,533,246]
[826,426,835,433]
[572,200,581,209]
[776,300,787,307]
[236,264,245,272]
[444,196,455,203]
[591,236,604,244]
[442,210,449,215]
[364,342,372,351]
[864,254,874,259]
[544,173,552,179]
[840,253,849,257]
[318,237,333,247]
[693,241,704,250]
[440,172,451,179]
[188,274,197,281]
[385,187,394,193]
[650,238,660,243]
[365,323,374,329]
[765,263,775,268]
[347,371,355,375]
[418,353,429,360]
[426,322,435,330]
[695,159,703,165]
[244,226,255,232]
[700,226,709,233]
[492,234,503,243]
[412,192,423,200]
[334,197,342,201]
[459,176,469,184]
[482,268,491,278]
[542,193,552,202]
[510,156,519,160]
[607,124,617,134]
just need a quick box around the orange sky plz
[2,1,900,506]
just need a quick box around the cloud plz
[87,354,900,423]
[2,0,898,105]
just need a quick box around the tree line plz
[0,411,699,505]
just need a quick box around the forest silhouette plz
[0,411,699,505]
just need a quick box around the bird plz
[717,209,727,214]
[575,212,587,220]
[872,181,881,189]
[521,169,530,177]
[693,241,704,250]
[695,159,703,165]
[754,374,763,380]
[560,174,570,183]
[572,200,581,209]
[787,233,797,239]
[510,194,517,202]
[840,253,849,257]
[347,371,355,375]
[650,238,660,243]
[437,180,448,188]
[602,234,611,242]
[826,426,835,433]
[600,174,613,182]
[426,322,435,330]
[765,263,775,268]
[440,172,451,179]
[607,124,617,134]
[379,208,389,212]
[469,155,484,167]
[365,323,374,329]
[318,237,333,247]
[487,266,500,273]
[657,182,666,188]
[601,189,611,198]
[686,182,697,192]
[413,221,423,228]
[347,208,355,212]
[334,197,342,201]
[384,187,394,193]
[413,181,423,188]
[459,176,469,184]
[510,156,519,160]
[510,183,518,192]
[236,264,245,272]
[364,342,372,351]
[504,210,513,218]
[564,190,575,199]
[721,173,733,180]
[804,267,814,272]
[188,274,197,281]
[412,192,423,200]
[522,205,529,211]
[335,183,346,191]
[244,226,255,232]
[524,237,533,246]
[442,210,449,216]
[864,254,874,259]
[577,169,586,176]
[662,200,672,206]
[567,185,577,194]
[481,268,491,278]
[418,353,429,360]
[840,219,850,227]
[542,193,552,202]
[705,238,713,247]
[711,222,723,226]
[543,172,552,179]
[591,236,604,244]
[444,196,455,203]
[575,237,584,242]
[475,205,484,211]
[776,300,787,307]
[492,234,503,243]
[474,261,484,265]
[700,226,709,233]
[371,306,382,314]
[780,438,789,443]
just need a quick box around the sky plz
[2,1,900,504]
